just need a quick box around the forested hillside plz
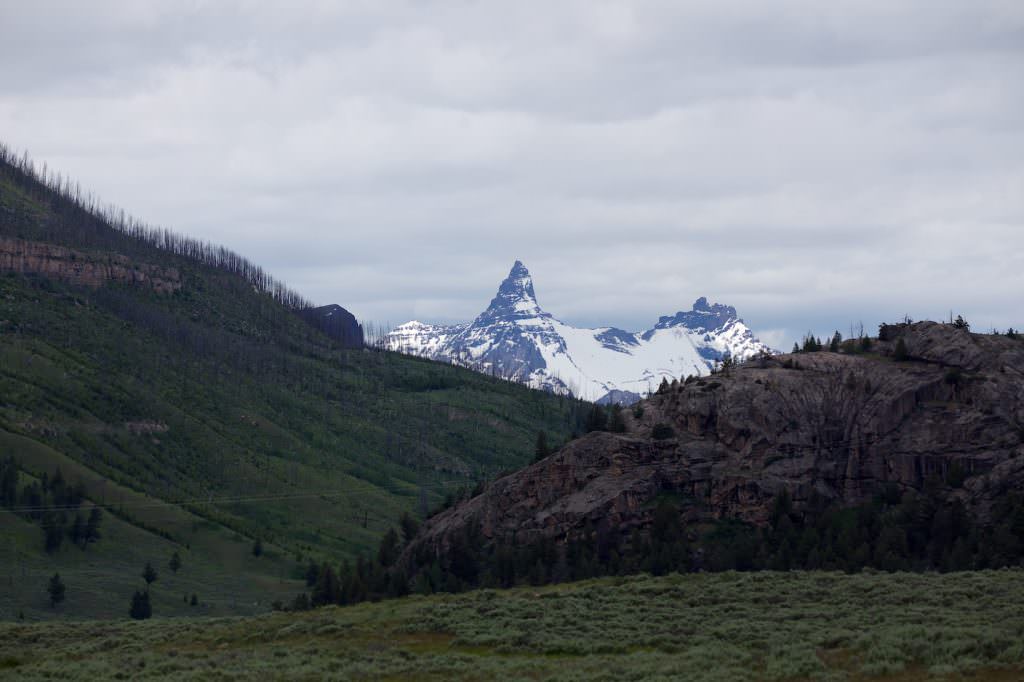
[0,146,582,620]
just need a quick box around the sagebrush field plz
[2,570,1023,681]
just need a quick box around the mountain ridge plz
[386,261,772,403]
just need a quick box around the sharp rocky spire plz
[478,260,543,321]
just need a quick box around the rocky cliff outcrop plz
[411,323,1024,555]
[297,304,363,348]
[0,236,181,293]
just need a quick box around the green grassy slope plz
[0,158,581,621]
[2,570,1023,681]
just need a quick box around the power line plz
[0,481,461,515]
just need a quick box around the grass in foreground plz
[1,570,1022,681]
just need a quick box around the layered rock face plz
[411,322,1024,553]
[0,236,181,293]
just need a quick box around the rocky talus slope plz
[411,322,1024,553]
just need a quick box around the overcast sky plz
[2,1,1022,348]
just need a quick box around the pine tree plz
[377,528,400,567]
[169,551,182,574]
[84,507,102,545]
[311,564,340,606]
[290,592,309,610]
[652,423,675,440]
[252,538,263,557]
[584,404,607,433]
[0,457,17,506]
[69,513,85,547]
[130,590,152,619]
[399,512,420,545]
[607,404,626,433]
[47,573,65,607]
[142,561,158,586]
[41,510,64,552]
[801,333,822,353]
[534,430,550,462]
[893,337,908,361]
[829,331,842,353]
[953,315,970,331]
[305,559,320,587]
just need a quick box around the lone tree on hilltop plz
[47,573,65,608]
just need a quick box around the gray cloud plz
[1,0,1022,346]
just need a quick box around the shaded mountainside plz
[405,322,1024,577]
[386,261,772,403]
[0,147,580,620]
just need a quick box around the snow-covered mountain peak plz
[478,260,544,321]
[653,297,739,332]
[385,263,774,404]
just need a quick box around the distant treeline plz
[0,142,311,311]
[401,482,1024,595]
[0,458,103,552]
[289,478,1024,611]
